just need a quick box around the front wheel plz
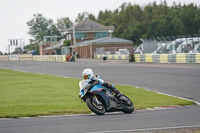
[119,94,134,114]
[86,96,105,115]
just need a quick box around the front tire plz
[86,97,105,115]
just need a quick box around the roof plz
[67,19,113,32]
[44,39,64,50]
[70,37,133,47]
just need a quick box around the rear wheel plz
[86,96,105,115]
[118,94,134,113]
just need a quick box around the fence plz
[19,54,33,61]
[95,53,200,63]
[134,53,200,63]
[0,54,66,62]
[95,47,133,60]
[0,54,32,61]
[0,55,9,61]
[95,47,134,55]
[1,54,199,63]
[138,35,200,54]
[95,54,129,60]
[32,55,66,62]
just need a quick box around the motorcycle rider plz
[81,68,121,96]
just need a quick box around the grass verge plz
[0,68,195,118]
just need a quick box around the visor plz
[83,75,90,80]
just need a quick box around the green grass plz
[0,68,194,118]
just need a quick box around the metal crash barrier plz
[96,54,129,60]
[134,53,200,63]
[95,53,200,63]
[32,55,66,62]
[0,54,32,61]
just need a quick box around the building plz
[39,36,62,55]
[39,16,134,57]
[65,17,133,58]
[71,36,133,58]
[65,18,114,46]
[40,17,113,55]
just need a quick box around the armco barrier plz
[0,54,32,61]
[134,54,140,62]
[0,55,9,61]
[153,54,160,62]
[8,54,19,61]
[140,54,145,62]
[196,53,200,63]
[32,55,66,62]
[19,54,32,61]
[96,54,129,60]
[159,54,168,63]
[134,53,200,63]
[145,54,153,62]
[176,54,186,63]
[186,54,196,63]
[168,54,176,63]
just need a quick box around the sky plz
[0,0,200,53]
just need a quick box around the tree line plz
[27,1,200,49]
[96,2,200,45]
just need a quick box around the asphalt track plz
[0,59,200,133]
[0,106,200,133]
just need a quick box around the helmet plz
[82,68,94,80]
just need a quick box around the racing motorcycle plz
[79,80,134,115]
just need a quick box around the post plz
[8,39,10,54]
[73,23,76,45]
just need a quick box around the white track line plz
[126,84,200,106]
[86,125,200,133]
[156,91,200,105]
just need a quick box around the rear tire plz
[119,95,134,114]
[86,97,105,115]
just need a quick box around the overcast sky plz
[0,0,200,53]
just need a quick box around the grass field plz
[0,68,195,118]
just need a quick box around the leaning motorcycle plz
[79,80,134,115]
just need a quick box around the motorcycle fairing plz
[80,81,115,110]
[89,90,110,109]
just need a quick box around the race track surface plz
[0,106,200,133]
[0,60,200,133]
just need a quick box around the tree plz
[12,47,22,54]
[23,39,39,55]
[27,2,200,48]
[75,13,83,22]
[27,14,60,43]
[98,10,113,25]
[57,17,73,36]
[98,1,200,44]
[75,12,96,23]
[179,4,200,34]
[63,40,70,47]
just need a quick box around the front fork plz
[93,94,101,105]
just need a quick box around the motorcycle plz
[79,80,134,115]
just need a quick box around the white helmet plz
[82,68,94,80]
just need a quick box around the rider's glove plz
[93,80,99,85]
[114,89,122,97]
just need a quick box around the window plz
[94,32,108,38]
[75,33,87,39]
[46,37,51,42]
